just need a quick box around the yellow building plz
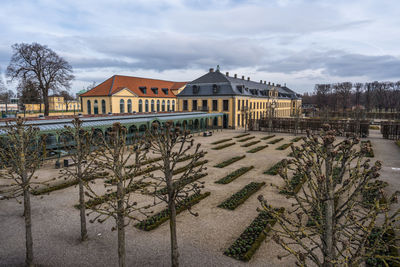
[177,68,302,129]
[24,96,81,112]
[79,75,186,115]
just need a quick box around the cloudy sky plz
[0,0,400,94]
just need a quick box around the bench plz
[203,131,213,137]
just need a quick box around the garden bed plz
[276,142,293,150]
[154,173,208,195]
[240,140,261,147]
[211,138,233,145]
[172,160,209,175]
[247,145,268,153]
[362,180,388,207]
[215,166,254,184]
[268,138,284,144]
[234,133,250,138]
[263,160,285,175]
[260,135,275,140]
[212,142,236,150]
[135,192,211,231]
[223,208,284,261]
[238,136,256,142]
[291,136,304,142]
[218,182,265,210]
[366,227,400,267]
[214,155,246,168]
[279,172,305,195]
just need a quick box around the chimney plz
[241,75,245,80]
[234,74,237,78]
[226,72,229,76]
[209,68,214,73]
[272,83,275,86]
[247,77,250,81]
[284,83,286,87]
[264,81,266,84]
[260,80,262,84]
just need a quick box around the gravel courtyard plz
[1,129,399,267]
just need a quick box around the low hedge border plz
[211,138,233,145]
[214,155,245,168]
[366,227,400,267]
[276,142,293,150]
[31,172,109,195]
[268,138,284,144]
[135,191,211,231]
[126,157,162,169]
[291,136,303,142]
[212,142,236,150]
[261,135,275,140]
[154,173,208,195]
[263,160,285,175]
[240,140,261,147]
[362,180,388,208]
[215,166,254,184]
[361,140,374,158]
[247,145,268,153]
[234,133,250,138]
[397,140,400,148]
[369,125,380,130]
[279,173,305,195]
[218,182,265,210]
[238,136,256,142]
[74,182,149,209]
[224,208,284,261]
[172,160,208,175]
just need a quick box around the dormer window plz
[162,88,169,95]
[236,85,243,93]
[139,86,147,94]
[151,87,158,94]
[192,85,199,94]
[212,84,219,94]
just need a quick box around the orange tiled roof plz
[80,75,187,98]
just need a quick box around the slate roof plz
[178,70,300,99]
[80,75,187,98]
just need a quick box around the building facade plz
[177,68,302,129]
[79,75,187,115]
[24,96,81,112]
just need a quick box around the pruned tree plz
[6,42,74,116]
[258,125,400,266]
[58,118,98,241]
[145,122,206,267]
[84,123,149,267]
[0,118,45,266]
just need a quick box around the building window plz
[94,100,99,114]
[192,100,198,111]
[139,99,143,113]
[212,100,218,111]
[167,100,170,111]
[237,100,240,110]
[162,100,165,111]
[223,100,229,111]
[120,99,125,113]
[202,100,207,110]
[151,100,155,112]
[172,100,175,111]
[145,100,149,112]
[237,114,240,126]
[101,100,106,114]
[183,100,188,111]
[87,100,91,115]
[127,99,132,113]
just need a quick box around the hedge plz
[279,172,305,195]
[172,160,208,175]
[215,166,254,184]
[291,136,304,142]
[154,173,208,195]
[238,136,256,142]
[276,142,293,150]
[212,142,236,150]
[211,138,233,145]
[397,140,400,148]
[366,227,400,267]
[263,160,285,175]
[234,133,250,138]
[261,135,275,140]
[268,138,284,144]
[247,145,268,153]
[218,182,265,210]
[224,208,284,261]
[240,140,261,147]
[135,192,211,231]
[214,155,245,168]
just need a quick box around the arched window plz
[162,100,165,111]
[139,100,143,112]
[120,99,125,113]
[151,100,155,112]
[87,100,91,115]
[145,100,149,112]
[94,100,99,114]
[101,100,106,114]
[127,99,132,113]
[172,100,175,111]
[157,100,160,112]
[167,100,170,111]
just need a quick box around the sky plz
[0,0,400,94]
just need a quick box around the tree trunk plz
[323,145,335,267]
[117,181,125,267]
[23,187,34,267]
[78,180,87,241]
[43,92,49,116]
[169,198,179,267]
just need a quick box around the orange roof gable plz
[80,75,187,98]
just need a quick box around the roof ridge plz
[108,75,117,96]
[110,74,184,83]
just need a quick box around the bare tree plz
[145,122,206,267]
[85,123,149,267]
[6,43,74,116]
[0,118,45,266]
[258,125,400,266]
[59,90,75,112]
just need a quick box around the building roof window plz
[151,87,158,94]
[192,85,199,94]
[162,88,169,95]
[139,86,147,94]
[212,84,219,94]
